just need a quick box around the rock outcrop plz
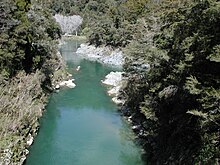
[76,44,124,66]
[102,71,125,105]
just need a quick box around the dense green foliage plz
[123,0,220,164]
[35,0,219,163]
[48,0,219,163]
[0,0,61,80]
[0,0,63,163]
[44,0,149,47]
[1,0,219,164]
[83,0,149,47]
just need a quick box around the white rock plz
[65,80,76,88]
[132,125,140,130]
[101,71,125,105]
[76,66,81,71]
[102,51,124,66]
[67,83,76,88]
[108,86,120,96]
[58,79,76,89]
[127,118,132,123]
[27,135,33,146]
[59,81,66,86]
[76,44,124,66]
[112,97,124,105]
[55,84,60,89]
[102,71,123,86]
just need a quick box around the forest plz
[46,0,219,164]
[0,0,219,164]
[0,0,64,163]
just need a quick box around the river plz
[25,39,144,165]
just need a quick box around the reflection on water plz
[25,39,144,165]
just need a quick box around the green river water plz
[25,39,144,165]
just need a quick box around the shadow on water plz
[25,39,145,165]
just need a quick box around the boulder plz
[76,43,124,66]
[58,79,76,89]
[65,80,76,88]
[55,84,60,89]
[102,71,123,86]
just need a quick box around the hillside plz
[61,0,220,163]
[0,0,67,164]
[0,0,219,164]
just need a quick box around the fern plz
[184,76,202,95]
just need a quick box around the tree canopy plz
[35,0,220,163]
[0,0,61,80]
[0,0,219,164]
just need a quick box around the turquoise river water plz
[25,39,144,165]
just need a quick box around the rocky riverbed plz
[76,43,125,105]
[76,43,124,66]
[101,71,125,105]
[0,48,69,165]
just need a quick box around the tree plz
[0,0,61,78]
[123,0,220,163]
[54,14,83,35]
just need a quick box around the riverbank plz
[75,42,147,146]
[101,71,125,105]
[76,43,125,105]
[76,43,124,66]
[0,49,68,164]
[0,71,47,164]
[75,42,149,160]
[25,39,144,165]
